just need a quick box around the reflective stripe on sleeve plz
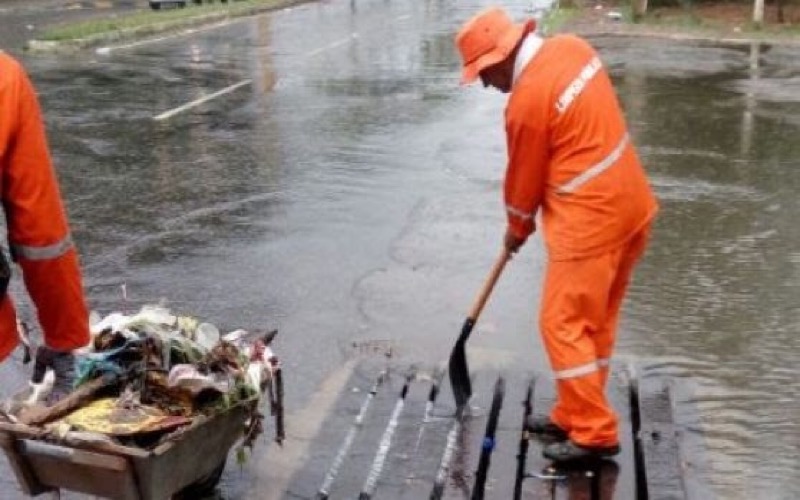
[506,204,535,221]
[12,234,74,261]
[554,360,599,380]
[556,133,629,195]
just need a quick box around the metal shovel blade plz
[449,318,475,411]
[447,250,510,412]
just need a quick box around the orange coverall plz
[504,35,658,447]
[0,52,89,360]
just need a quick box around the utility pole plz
[752,0,765,26]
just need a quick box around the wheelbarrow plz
[0,399,257,499]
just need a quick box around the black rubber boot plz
[525,415,568,441]
[33,346,76,405]
[543,440,620,463]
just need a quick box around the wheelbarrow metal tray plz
[0,401,254,499]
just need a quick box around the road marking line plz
[305,33,357,57]
[153,79,252,121]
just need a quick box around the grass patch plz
[542,8,579,34]
[39,0,289,41]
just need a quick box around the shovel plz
[448,248,511,411]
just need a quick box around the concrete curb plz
[575,27,800,47]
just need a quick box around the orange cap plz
[455,7,535,85]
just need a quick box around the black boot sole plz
[543,442,620,463]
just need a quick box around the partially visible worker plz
[0,51,90,399]
[455,7,658,462]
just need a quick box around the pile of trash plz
[2,305,284,451]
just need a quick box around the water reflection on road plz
[2,0,798,498]
[607,39,800,498]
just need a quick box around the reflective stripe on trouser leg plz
[540,252,621,447]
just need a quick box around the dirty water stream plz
[0,0,797,498]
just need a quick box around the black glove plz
[32,346,76,403]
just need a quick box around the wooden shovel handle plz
[467,248,512,321]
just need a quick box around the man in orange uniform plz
[0,51,90,397]
[455,7,658,462]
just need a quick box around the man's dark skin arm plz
[504,227,527,255]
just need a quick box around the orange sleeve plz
[503,95,549,240]
[5,60,70,243]
[2,56,89,352]
[0,297,20,361]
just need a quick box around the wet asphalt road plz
[1,0,799,498]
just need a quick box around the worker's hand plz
[32,346,76,403]
[504,229,527,255]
